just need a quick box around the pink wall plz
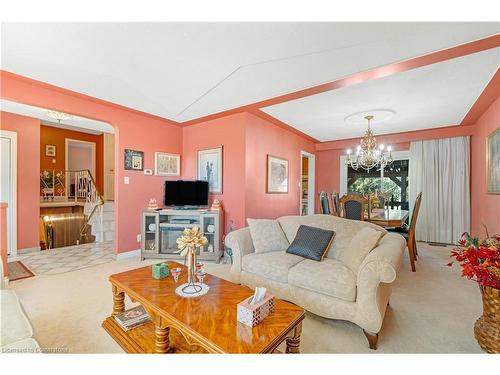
[1,203,8,276]
[0,111,41,251]
[182,112,316,231]
[470,97,500,237]
[182,113,247,230]
[245,112,316,220]
[1,72,183,254]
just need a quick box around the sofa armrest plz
[353,233,406,333]
[225,227,255,282]
[358,233,406,284]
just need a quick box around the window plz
[344,153,409,210]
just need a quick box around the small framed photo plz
[267,155,289,194]
[155,152,180,176]
[124,149,144,171]
[487,127,500,194]
[197,146,223,194]
[45,144,56,157]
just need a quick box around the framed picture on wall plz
[45,144,56,157]
[155,152,180,176]
[487,127,500,194]
[267,155,289,193]
[197,146,223,194]
[124,149,144,171]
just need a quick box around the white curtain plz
[409,136,470,244]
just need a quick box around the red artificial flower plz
[449,232,500,289]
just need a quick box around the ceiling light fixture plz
[345,115,393,171]
[46,110,72,123]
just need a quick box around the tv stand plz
[141,208,224,263]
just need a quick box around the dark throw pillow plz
[286,225,335,261]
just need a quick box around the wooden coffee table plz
[102,261,305,354]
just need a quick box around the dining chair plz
[318,191,332,215]
[375,192,386,209]
[388,192,422,272]
[339,193,368,221]
[330,192,340,216]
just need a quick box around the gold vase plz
[474,285,500,353]
[187,248,197,284]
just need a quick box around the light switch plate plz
[124,176,130,184]
[137,234,141,243]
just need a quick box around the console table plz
[141,208,223,263]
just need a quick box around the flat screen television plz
[164,180,209,207]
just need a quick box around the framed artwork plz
[487,127,500,194]
[267,155,289,193]
[45,144,56,157]
[124,149,144,171]
[197,146,223,194]
[155,152,180,176]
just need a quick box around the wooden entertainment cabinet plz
[141,208,224,263]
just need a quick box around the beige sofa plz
[225,214,406,349]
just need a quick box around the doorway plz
[300,151,315,215]
[0,130,17,257]
[65,139,96,177]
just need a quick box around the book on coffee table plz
[114,305,149,331]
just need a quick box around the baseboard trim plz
[115,249,141,261]
[17,246,41,254]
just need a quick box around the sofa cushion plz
[241,251,304,283]
[286,225,335,261]
[337,227,383,273]
[247,218,289,253]
[278,215,386,260]
[0,290,34,347]
[288,258,357,302]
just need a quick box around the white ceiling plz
[1,22,499,125]
[0,99,114,134]
[262,48,500,141]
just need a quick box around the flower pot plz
[474,285,500,353]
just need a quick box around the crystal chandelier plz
[345,115,393,171]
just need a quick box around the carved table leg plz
[112,285,125,316]
[154,326,171,354]
[285,321,302,354]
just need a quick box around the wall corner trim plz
[115,249,141,261]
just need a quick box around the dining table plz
[367,208,410,228]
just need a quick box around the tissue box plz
[237,293,275,327]
[152,263,169,279]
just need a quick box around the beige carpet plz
[7,243,484,353]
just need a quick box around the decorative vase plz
[187,247,197,284]
[474,285,500,353]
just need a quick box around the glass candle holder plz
[196,271,206,284]
[171,267,181,283]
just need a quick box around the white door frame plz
[0,130,17,257]
[103,133,115,201]
[65,138,96,177]
[340,150,410,195]
[300,151,316,215]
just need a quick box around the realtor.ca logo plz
[2,347,69,353]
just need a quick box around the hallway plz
[13,241,114,276]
